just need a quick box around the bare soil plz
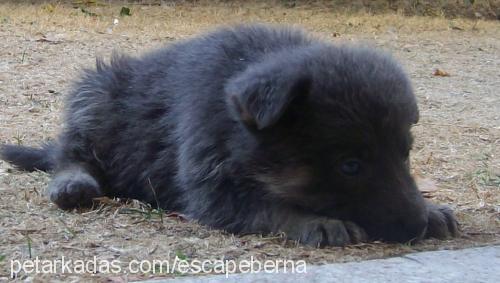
[0,2,498,282]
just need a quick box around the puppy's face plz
[226,46,428,243]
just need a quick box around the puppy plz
[1,24,458,247]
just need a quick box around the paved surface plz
[139,245,500,283]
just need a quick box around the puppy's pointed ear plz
[225,62,310,130]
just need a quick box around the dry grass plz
[0,1,499,282]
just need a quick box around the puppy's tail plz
[0,142,57,172]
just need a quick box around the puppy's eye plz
[340,159,362,176]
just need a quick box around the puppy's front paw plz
[425,204,459,239]
[284,218,367,247]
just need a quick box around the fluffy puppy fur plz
[1,24,458,247]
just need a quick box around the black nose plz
[387,216,428,243]
[362,214,428,243]
[402,217,428,242]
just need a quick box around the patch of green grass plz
[13,132,25,145]
[120,7,131,17]
[25,234,32,259]
[148,178,164,223]
[118,207,164,221]
[58,218,77,239]
[20,48,27,64]
[80,7,98,17]
[175,250,187,261]
[474,168,500,187]
[73,0,106,6]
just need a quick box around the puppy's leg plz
[195,198,367,247]
[425,202,459,239]
[47,165,104,210]
[255,204,367,247]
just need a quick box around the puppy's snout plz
[364,183,429,243]
[387,194,429,243]
[400,215,428,242]
[391,175,429,243]
[375,214,427,243]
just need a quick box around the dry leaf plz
[415,176,440,198]
[165,211,189,222]
[35,34,64,44]
[93,196,121,206]
[42,4,55,13]
[433,68,450,77]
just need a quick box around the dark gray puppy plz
[1,24,458,247]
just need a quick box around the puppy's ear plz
[225,62,310,130]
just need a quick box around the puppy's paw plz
[285,218,367,247]
[425,204,459,239]
[48,169,103,210]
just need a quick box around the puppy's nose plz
[398,215,428,243]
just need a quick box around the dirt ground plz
[0,2,499,282]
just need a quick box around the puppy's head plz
[225,44,427,243]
